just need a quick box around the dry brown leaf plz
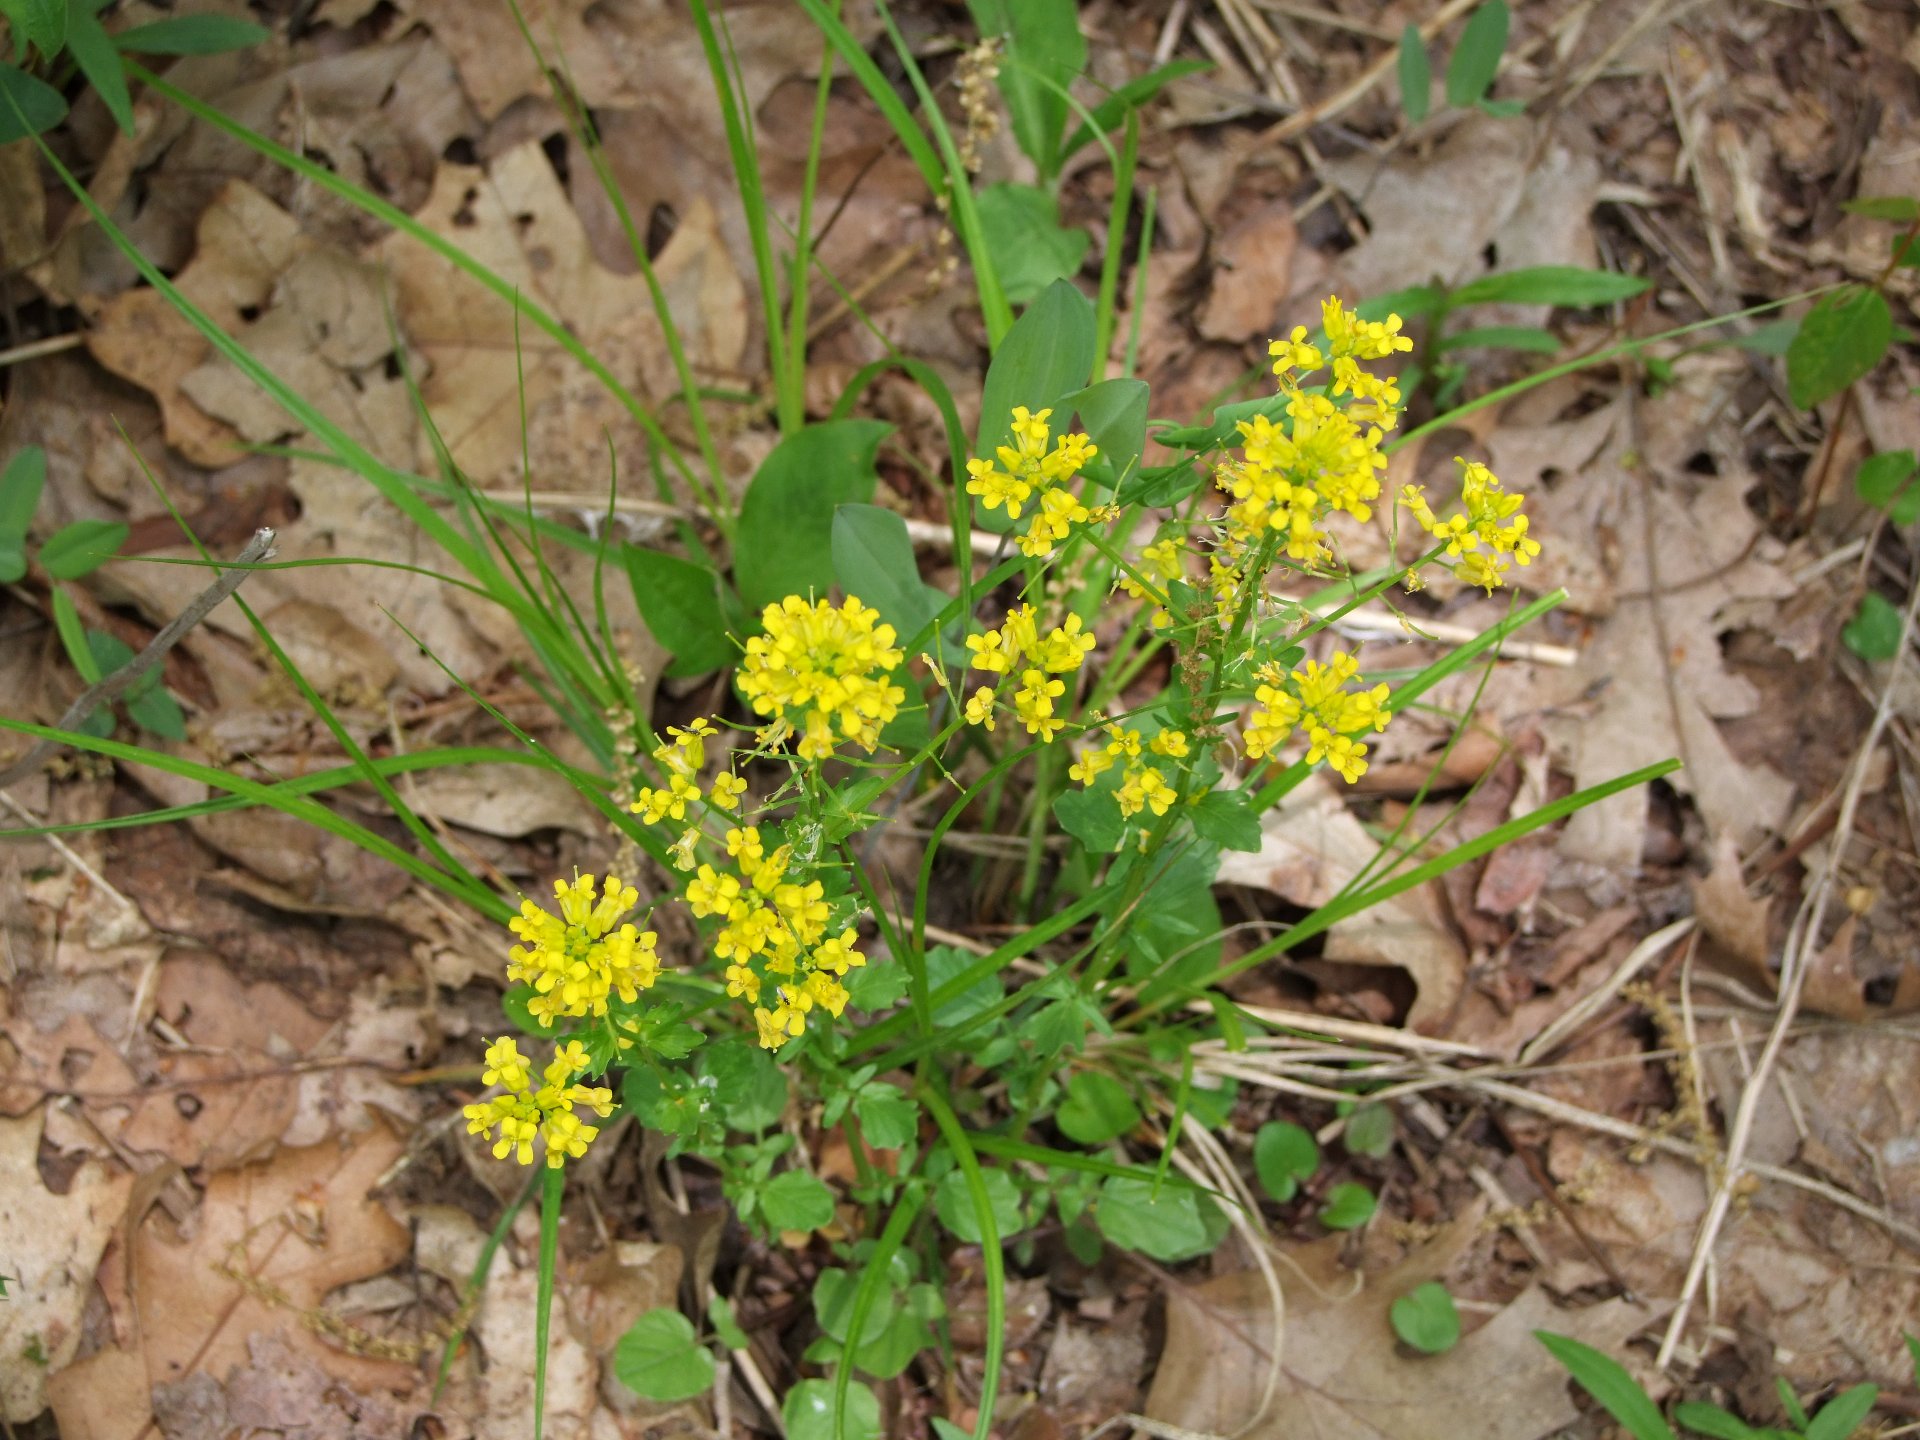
[1691,832,1772,976]
[0,1107,135,1422]
[1197,199,1297,343]
[1146,1217,1658,1440]
[403,762,597,837]
[1218,776,1466,1029]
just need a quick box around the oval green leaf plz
[1389,1282,1462,1354]
[1253,1121,1319,1202]
[783,1377,882,1440]
[612,1308,715,1403]
[1055,1070,1141,1146]
[1445,0,1509,108]
[761,1169,836,1233]
[40,519,129,580]
[735,419,890,612]
[1788,285,1892,410]
[1095,1176,1226,1261]
[1318,1181,1377,1230]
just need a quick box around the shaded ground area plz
[2,1,1919,1437]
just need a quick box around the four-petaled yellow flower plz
[1243,651,1392,783]
[966,407,1099,556]
[738,595,905,758]
[709,772,746,810]
[464,1038,615,1168]
[1401,457,1541,593]
[507,873,662,1027]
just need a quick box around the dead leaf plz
[1198,200,1297,343]
[0,1107,135,1422]
[404,763,597,838]
[1691,832,1772,977]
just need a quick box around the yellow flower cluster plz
[1242,651,1392,784]
[737,596,905,759]
[507,873,662,1028]
[1401,458,1542,593]
[965,406,1100,557]
[1117,537,1185,627]
[1068,724,1192,819]
[962,605,1096,741]
[685,824,867,1050]
[1269,295,1413,428]
[463,1038,614,1169]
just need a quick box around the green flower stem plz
[917,1084,1004,1440]
[533,1164,563,1440]
[832,1175,926,1436]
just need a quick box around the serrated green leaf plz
[1398,24,1430,122]
[623,546,745,677]
[1788,285,1892,410]
[1841,591,1903,662]
[854,1082,918,1150]
[1318,1182,1377,1230]
[974,182,1091,306]
[1389,1282,1461,1354]
[1445,0,1508,108]
[1536,1331,1676,1440]
[735,419,890,612]
[112,15,270,54]
[1055,1070,1141,1145]
[0,62,69,145]
[698,1038,787,1133]
[1054,783,1124,854]
[66,5,133,135]
[1449,265,1650,309]
[1095,1176,1226,1261]
[611,1309,714,1402]
[761,1169,835,1233]
[1188,789,1262,852]
[39,519,128,579]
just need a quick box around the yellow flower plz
[655,718,718,773]
[1240,651,1391,782]
[967,408,1099,555]
[709,772,746,810]
[666,828,698,873]
[1068,745,1115,786]
[1036,615,1096,673]
[1307,728,1372,784]
[1150,728,1190,759]
[1116,762,1175,818]
[964,685,998,729]
[738,595,905,757]
[631,772,701,825]
[506,874,662,1026]
[686,864,744,920]
[812,928,867,975]
[725,825,766,867]
[1320,295,1412,363]
[1013,669,1066,737]
[966,627,1014,674]
[725,963,762,1004]
[1017,485,1092,558]
[1400,458,1541,593]
[1268,326,1324,381]
[965,456,1033,518]
[463,1038,614,1168]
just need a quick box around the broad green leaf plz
[1439,324,1562,354]
[1671,1402,1766,1439]
[812,1268,898,1348]
[1445,0,1509,108]
[86,629,138,688]
[1343,1103,1395,1158]
[830,503,946,645]
[783,1378,882,1440]
[622,547,745,677]
[1855,450,1919,524]
[1389,1283,1461,1354]
[1055,1070,1141,1145]
[977,278,1097,458]
[853,1082,918,1150]
[1843,196,1920,222]
[39,519,128,579]
[932,1165,1023,1244]
[1535,1331,1676,1440]
[112,16,270,54]
[1188,789,1261,852]
[1449,265,1650,309]
[66,6,133,135]
[734,419,890,611]
[1054,783,1124,854]
[0,62,68,144]
[698,1039,788,1133]
[925,945,1004,1032]
[1058,377,1149,486]
[1398,24,1430,122]
[1059,57,1211,160]
[974,182,1091,306]
[846,959,908,1011]
[1788,285,1892,410]
[1095,1176,1225,1262]
[1894,234,1920,269]
[1804,1383,1879,1440]
[967,0,1085,181]
[1253,1121,1318,1203]
[1841,591,1903,662]
[1318,1182,1377,1230]
[0,445,46,583]
[761,1169,836,1233]
[127,687,186,739]
[13,0,65,59]
[611,1309,715,1403]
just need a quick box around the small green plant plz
[1399,0,1521,125]
[1390,1283,1461,1355]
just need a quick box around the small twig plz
[0,527,276,789]
[0,333,85,369]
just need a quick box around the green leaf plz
[707,1295,750,1352]
[12,0,65,59]
[698,1038,788,1133]
[611,1309,715,1403]
[1445,0,1509,108]
[1188,789,1262,852]
[1055,1070,1141,1145]
[66,6,133,135]
[974,182,1091,306]
[1398,24,1430,123]
[1449,265,1650,309]
[1804,1384,1879,1440]
[0,445,46,584]
[1672,1402,1766,1439]
[831,504,946,645]
[1535,1331,1676,1440]
[1843,196,1920,222]
[933,1165,1023,1244]
[1058,377,1148,487]
[112,16,270,54]
[126,685,187,740]
[1841,591,1903,662]
[1253,1121,1318,1203]
[1856,450,1920,524]
[967,0,1085,181]
[85,629,136,685]
[977,278,1097,459]
[1343,1103,1395,1158]
[925,945,1004,1033]
[39,519,128,580]
[51,589,99,683]
[1318,1182,1377,1230]
[1788,285,1892,410]
[1389,1283,1461,1354]
[1778,1380,1811,1432]
[846,960,908,1012]
[1054,784,1124,854]
[1059,57,1211,161]
[1893,234,1920,269]
[783,1377,882,1440]
[1095,1176,1225,1262]
[1439,325,1562,354]
[762,1170,835,1233]
[1908,1333,1920,1387]
[623,547,746,678]
[0,62,68,144]
[854,1082,919,1150]
[813,1268,897,1348]
[734,420,890,612]
[1477,96,1527,118]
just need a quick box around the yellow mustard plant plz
[1242,652,1393,783]
[1401,457,1542,593]
[463,1038,615,1168]
[962,606,1095,739]
[737,595,905,758]
[507,873,662,1027]
[964,406,1099,557]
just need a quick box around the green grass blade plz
[832,1180,926,1437]
[534,1165,563,1440]
[920,1086,1003,1440]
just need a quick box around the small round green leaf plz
[1055,1071,1141,1146]
[783,1378,882,1440]
[932,1166,1023,1244]
[1318,1182,1377,1230]
[612,1309,715,1403]
[1390,1282,1462,1354]
[761,1170,836,1234]
[1842,591,1903,662]
[853,1082,919,1151]
[1095,1176,1226,1262]
[1253,1121,1319,1203]
[1855,450,1919,523]
[1788,285,1893,411]
[1343,1104,1395,1159]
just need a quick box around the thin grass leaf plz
[1398,24,1431,122]
[434,1172,538,1402]
[534,1166,563,1440]
[832,1182,925,1436]
[920,1088,1003,1440]
[1535,1332,1674,1440]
